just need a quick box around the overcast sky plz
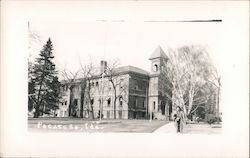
[28,2,225,79]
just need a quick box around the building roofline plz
[60,65,150,83]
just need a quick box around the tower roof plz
[149,46,168,60]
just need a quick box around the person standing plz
[174,106,185,133]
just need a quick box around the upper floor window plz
[153,64,158,72]
[153,101,156,110]
[107,98,111,107]
[119,96,123,106]
[96,81,99,87]
[90,99,94,105]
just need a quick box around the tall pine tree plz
[30,38,61,118]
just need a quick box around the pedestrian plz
[174,106,185,133]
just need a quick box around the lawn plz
[28,117,168,133]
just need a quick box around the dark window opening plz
[107,98,111,107]
[90,99,94,105]
[74,99,78,106]
[119,97,123,106]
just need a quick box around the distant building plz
[57,46,172,119]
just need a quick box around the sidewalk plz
[153,121,177,133]
[153,121,222,134]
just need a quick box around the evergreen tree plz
[43,76,61,116]
[30,38,61,118]
[28,61,36,111]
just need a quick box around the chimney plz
[100,60,107,74]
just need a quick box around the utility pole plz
[100,72,104,121]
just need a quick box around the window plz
[91,99,94,105]
[119,97,123,106]
[120,78,124,89]
[107,98,111,107]
[61,102,64,105]
[134,99,137,107]
[153,101,156,110]
[119,111,122,119]
[142,100,145,108]
[65,101,67,105]
[153,64,158,72]
[96,81,99,87]
[74,99,78,106]
[107,111,110,119]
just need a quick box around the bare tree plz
[105,60,128,119]
[95,72,108,121]
[61,68,80,117]
[165,45,219,120]
[79,61,97,120]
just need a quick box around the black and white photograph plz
[1,1,249,157]
[27,19,222,134]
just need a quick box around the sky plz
[28,2,225,80]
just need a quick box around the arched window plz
[153,64,158,72]
[119,96,123,106]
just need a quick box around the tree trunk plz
[165,103,168,120]
[69,86,74,117]
[113,97,117,119]
[91,103,94,120]
[216,78,221,117]
[187,87,195,115]
[87,81,95,120]
[33,77,44,118]
[80,83,86,118]
[34,105,39,118]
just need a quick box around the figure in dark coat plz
[174,106,185,133]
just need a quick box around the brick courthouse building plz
[57,46,173,120]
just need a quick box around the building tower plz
[148,46,172,120]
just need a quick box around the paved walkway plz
[154,121,222,134]
[153,121,177,133]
